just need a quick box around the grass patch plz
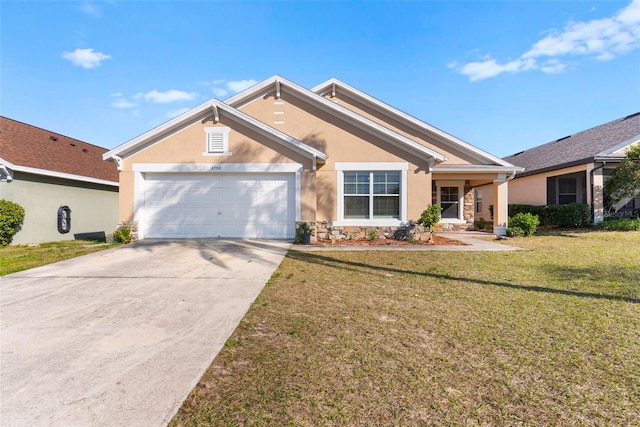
[172,231,640,426]
[0,240,117,276]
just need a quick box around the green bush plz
[0,200,26,247]
[113,226,132,244]
[417,204,441,242]
[509,212,539,236]
[507,226,524,237]
[547,203,591,227]
[595,218,640,231]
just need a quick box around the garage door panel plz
[143,173,295,239]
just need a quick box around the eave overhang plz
[225,75,447,166]
[103,98,327,165]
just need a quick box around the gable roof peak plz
[311,78,513,167]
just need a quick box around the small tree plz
[417,204,441,243]
[0,200,26,246]
[604,143,640,207]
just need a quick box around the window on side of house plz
[475,190,483,214]
[558,178,577,204]
[344,171,400,219]
[204,127,231,156]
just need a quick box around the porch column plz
[493,174,508,236]
[592,167,605,224]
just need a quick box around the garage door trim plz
[133,163,302,239]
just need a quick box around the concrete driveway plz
[1,239,290,427]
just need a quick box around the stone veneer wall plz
[297,221,436,243]
[115,220,139,241]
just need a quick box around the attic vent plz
[70,143,76,147]
[623,112,640,120]
[50,136,58,141]
[555,135,571,142]
[82,148,88,153]
[512,150,525,156]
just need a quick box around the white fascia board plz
[2,160,118,187]
[224,75,283,107]
[133,162,302,173]
[596,134,640,157]
[216,100,327,161]
[431,165,523,173]
[103,94,326,163]
[103,99,215,160]
[313,78,512,167]
[226,75,446,163]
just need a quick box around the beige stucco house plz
[0,117,119,244]
[103,76,521,240]
[474,112,640,224]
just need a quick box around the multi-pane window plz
[440,186,459,219]
[475,190,483,214]
[558,178,577,204]
[344,171,400,219]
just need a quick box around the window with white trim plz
[436,180,464,222]
[204,127,231,156]
[344,171,400,219]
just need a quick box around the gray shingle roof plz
[504,112,640,177]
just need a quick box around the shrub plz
[595,218,640,231]
[509,212,539,236]
[417,204,441,243]
[368,229,378,241]
[0,200,26,247]
[547,203,591,227]
[113,225,132,244]
[507,226,524,237]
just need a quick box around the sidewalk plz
[291,231,521,252]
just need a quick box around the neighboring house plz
[475,112,640,224]
[103,75,521,240]
[0,117,119,245]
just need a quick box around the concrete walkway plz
[1,239,290,427]
[292,231,520,252]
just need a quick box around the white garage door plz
[142,173,295,239]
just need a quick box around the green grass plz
[172,231,640,426]
[0,240,117,276]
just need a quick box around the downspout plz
[589,161,606,222]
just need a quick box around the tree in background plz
[604,143,640,207]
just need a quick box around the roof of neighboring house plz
[0,116,118,185]
[505,112,640,177]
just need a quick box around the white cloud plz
[455,0,640,81]
[540,59,568,74]
[211,87,229,97]
[111,92,123,97]
[460,58,535,82]
[166,108,191,118]
[143,89,197,104]
[62,48,112,69]
[112,98,138,109]
[207,78,258,98]
[226,79,258,93]
[80,2,101,16]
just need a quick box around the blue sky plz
[2,0,639,158]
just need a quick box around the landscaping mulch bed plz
[308,235,469,246]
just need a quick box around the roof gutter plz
[0,161,14,182]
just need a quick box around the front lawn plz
[0,240,117,276]
[172,231,640,426]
